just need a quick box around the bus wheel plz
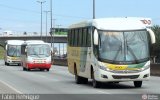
[92,69,101,88]
[82,78,88,84]
[5,62,8,66]
[74,67,82,84]
[26,68,30,71]
[23,67,26,71]
[40,69,44,71]
[46,69,49,71]
[134,81,142,88]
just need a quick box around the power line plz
[0,3,90,19]
[0,3,39,14]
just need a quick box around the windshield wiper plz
[113,43,122,62]
[9,49,17,57]
[126,45,138,63]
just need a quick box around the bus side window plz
[79,29,82,46]
[72,30,75,46]
[82,28,87,47]
[75,29,78,47]
[87,28,91,47]
[21,45,27,55]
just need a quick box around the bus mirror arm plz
[5,45,7,50]
[94,29,99,45]
[147,28,156,44]
[25,48,27,53]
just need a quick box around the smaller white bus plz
[4,40,24,66]
[21,40,52,71]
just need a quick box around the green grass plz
[0,46,5,59]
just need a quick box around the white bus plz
[21,40,52,71]
[4,40,24,66]
[67,17,155,88]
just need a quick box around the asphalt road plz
[0,60,160,100]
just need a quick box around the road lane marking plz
[0,80,23,94]
[97,90,112,94]
[36,74,60,82]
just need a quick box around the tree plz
[151,25,160,62]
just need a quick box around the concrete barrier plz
[151,64,160,76]
[53,58,67,66]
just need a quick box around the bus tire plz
[23,67,26,71]
[26,68,30,71]
[40,69,44,71]
[5,62,8,66]
[91,68,101,88]
[46,69,49,71]
[134,81,142,88]
[74,66,82,84]
[82,77,88,84]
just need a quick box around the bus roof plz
[69,17,152,30]
[24,40,44,43]
[6,40,24,45]
[23,41,50,46]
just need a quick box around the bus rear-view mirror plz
[5,45,7,50]
[94,29,99,45]
[147,28,156,44]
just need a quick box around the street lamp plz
[37,0,46,40]
[50,0,53,47]
[52,19,56,48]
[44,11,50,42]
[93,0,95,19]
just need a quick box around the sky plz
[0,0,160,34]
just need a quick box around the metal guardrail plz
[53,58,67,66]
[151,64,160,76]
[53,60,160,76]
[0,34,67,37]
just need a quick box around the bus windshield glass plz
[7,45,21,57]
[27,44,50,57]
[98,30,149,64]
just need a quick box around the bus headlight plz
[141,64,150,71]
[99,66,107,71]
[99,66,111,71]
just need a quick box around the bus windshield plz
[7,45,21,57]
[27,44,50,57]
[98,30,149,64]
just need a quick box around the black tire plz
[82,77,88,84]
[74,66,82,84]
[5,62,9,66]
[5,62,7,66]
[75,72,82,84]
[23,67,26,71]
[46,69,49,71]
[92,69,101,88]
[75,74,88,84]
[40,69,44,71]
[134,81,142,88]
[74,65,88,84]
[26,68,30,71]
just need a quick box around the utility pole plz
[57,25,61,57]
[44,11,50,42]
[37,1,46,40]
[93,0,95,19]
[50,0,53,47]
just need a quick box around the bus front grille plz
[112,75,139,79]
[110,70,141,74]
